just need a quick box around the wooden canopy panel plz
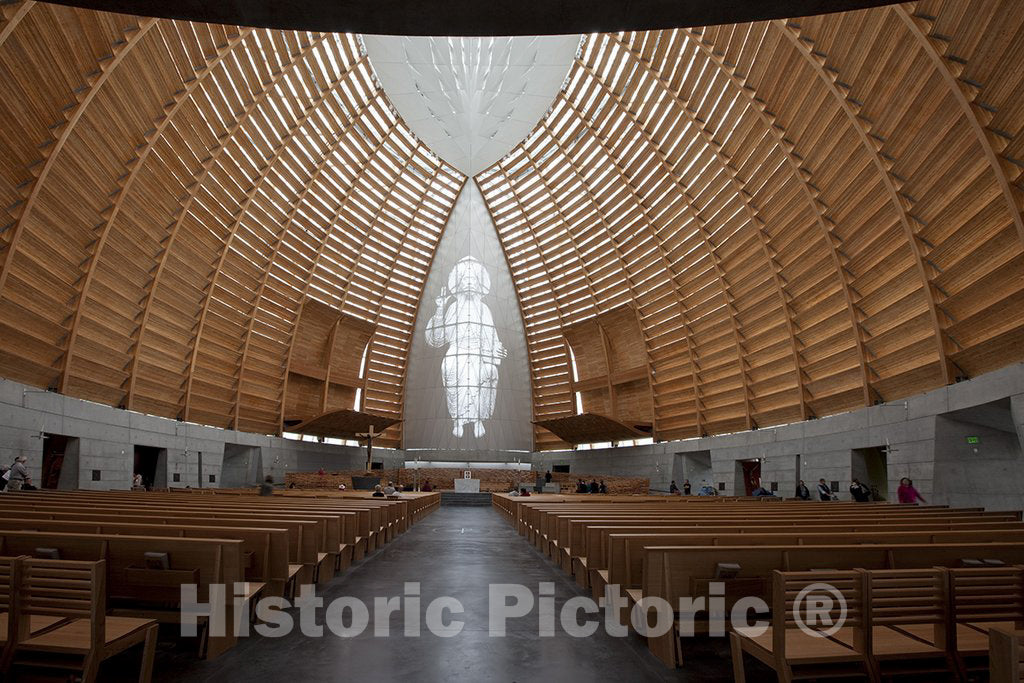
[479,0,1024,450]
[563,305,654,427]
[0,4,465,445]
[283,298,379,430]
[534,413,652,445]
[290,408,400,439]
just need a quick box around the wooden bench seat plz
[7,558,158,683]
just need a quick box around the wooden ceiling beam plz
[678,28,879,407]
[125,34,328,413]
[894,3,1024,249]
[0,0,34,50]
[555,89,703,437]
[776,18,956,386]
[0,16,158,297]
[59,28,251,396]
[183,51,363,425]
[609,33,810,421]
[576,55,755,431]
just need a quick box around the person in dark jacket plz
[669,480,680,494]
[598,480,607,494]
[259,475,274,496]
[795,480,811,500]
[817,478,834,501]
[849,478,871,502]
[683,480,691,495]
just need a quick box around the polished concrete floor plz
[145,506,744,683]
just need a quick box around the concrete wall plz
[0,378,399,490]
[533,363,1024,508]
[2,360,1023,507]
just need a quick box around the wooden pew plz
[7,558,158,682]
[596,528,1024,604]
[989,626,1024,683]
[577,519,1024,591]
[642,542,1024,668]
[730,569,872,683]
[0,530,254,659]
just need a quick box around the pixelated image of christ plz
[425,256,507,437]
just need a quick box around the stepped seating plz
[0,488,439,668]
[494,492,1024,674]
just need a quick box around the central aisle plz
[160,506,728,682]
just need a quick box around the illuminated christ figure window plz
[425,256,507,437]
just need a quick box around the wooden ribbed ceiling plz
[477,0,1024,450]
[0,2,464,446]
[0,0,1022,452]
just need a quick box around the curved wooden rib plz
[554,93,702,437]
[893,3,1024,248]
[677,28,878,407]
[0,17,157,295]
[59,28,251,393]
[278,114,409,430]
[183,54,364,423]
[0,0,34,50]
[574,58,756,430]
[126,34,328,411]
[232,87,379,424]
[478,163,579,436]
[607,34,809,421]
[775,18,956,386]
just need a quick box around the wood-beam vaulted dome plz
[1,0,1023,452]
[0,4,465,446]
[477,1,1024,450]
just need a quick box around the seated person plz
[697,481,717,496]
[849,478,871,502]
[519,488,531,497]
[669,480,679,494]
[598,480,607,494]
[337,483,347,491]
[588,479,599,494]
[382,481,397,495]
[421,480,433,492]
[372,484,385,497]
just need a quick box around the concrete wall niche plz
[933,398,1024,511]
[40,433,79,490]
[673,450,712,492]
[221,443,262,488]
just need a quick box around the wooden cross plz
[356,425,384,472]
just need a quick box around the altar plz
[454,478,481,493]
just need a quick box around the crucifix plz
[355,425,384,472]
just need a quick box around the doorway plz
[737,459,761,496]
[852,447,888,501]
[41,434,70,489]
[133,445,162,490]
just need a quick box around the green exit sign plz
[966,436,980,445]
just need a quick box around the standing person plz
[8,456,31,491]
[669,480,680,494]
[545,470,552,484]
[795,480,811,500]
[683,479,691,495]
[259,475,274,496]
[897,477,926,504]
[849,478,871,502]
[817,478,833,501]
[598,480,607,494]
